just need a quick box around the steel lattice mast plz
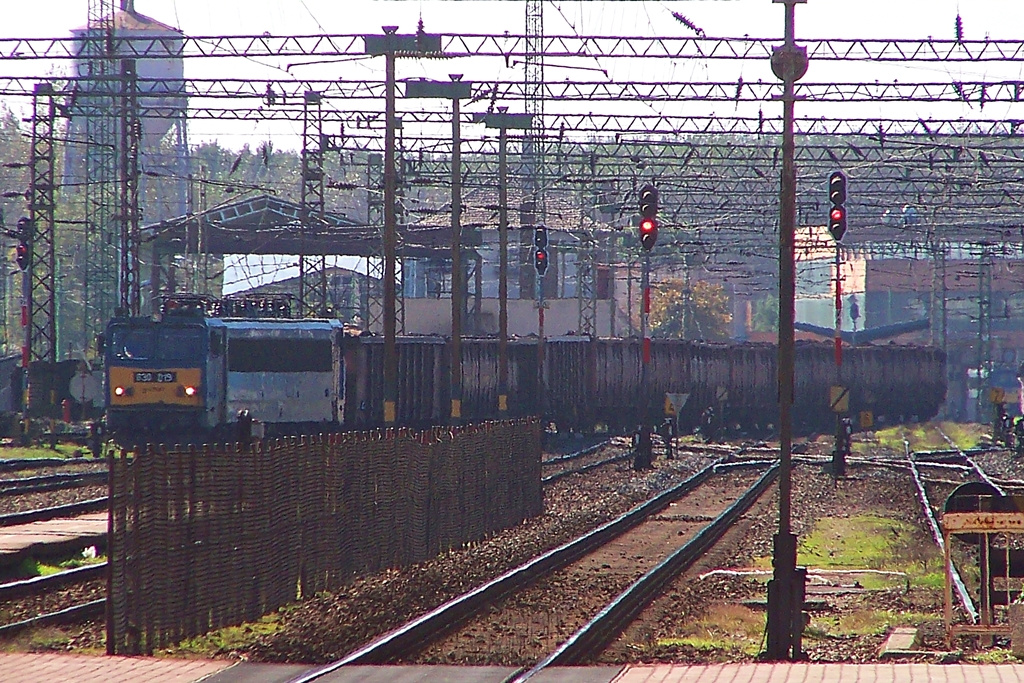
[84,0,118,335]
[28,83,57,365]
[300,90,328,317]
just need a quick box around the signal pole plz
[828,171,848,477]
[405,75,472,424]
[634,184,658,470]
[481,110,533,415]
[364,27,442,425]
[766,0,808,662]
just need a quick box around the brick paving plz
[0,652,231,683]
[2,658,1024,683]
[614,663,1024,683]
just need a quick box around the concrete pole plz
[450,76,463,424]
[766,0,807,662]
[382,26,398,425]
[498,121,509,414]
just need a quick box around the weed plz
[657,604,765,656]
[810,610,938,637]
[167,615,281,656]
[27,628,71,652]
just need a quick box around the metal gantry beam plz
[7,33,1024,62]
[28,83,57,364]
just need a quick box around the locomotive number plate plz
[134,371,176,383]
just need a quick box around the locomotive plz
[105,296,343,438]
[104,295,947,439]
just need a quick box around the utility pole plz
[481,109,533,415]
[765,0,808,662]
[405,76,472,424]
[382,35,398,425]
[450,76,465,424]
[364,27,440,425]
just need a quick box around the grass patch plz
[936,422,987,451]
[656,604,764,656]
[873,422,987,454]
[166,614,282,656]
[752,515,943,589]
[12,551,105,580]
[808,610,939,638]
[0,443,87,460]
[966,649,1022,664]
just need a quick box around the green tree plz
[749,293,778,332]
[649,278,732,340]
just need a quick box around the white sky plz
[3,1,1023,42]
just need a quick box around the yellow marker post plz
[383,400,396,424]
[829,385,849,413]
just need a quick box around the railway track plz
[0,457,102,474]
[0,471,108,498]
[0,438,648,640]
[291,460,775,678]
[902,433,979,625]
[0,564,108,637]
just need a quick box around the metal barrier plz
[107,418,542,655]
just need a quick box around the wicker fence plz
[107,418,542,655]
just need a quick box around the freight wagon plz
[104,299,946,439]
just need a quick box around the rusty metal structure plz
[941,491,1024,644]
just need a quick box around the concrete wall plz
[391,297,628,338]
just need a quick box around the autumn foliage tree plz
[648,278,732,340]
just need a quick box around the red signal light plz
[830,208,844,222]
[534,247,549,276]
[639,217,658,251]
[15,243,28,271]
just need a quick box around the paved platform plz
[0,512,107,568]
[3,658,1024,683]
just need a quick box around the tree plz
[749,293,778,332]
[649,278,732,340]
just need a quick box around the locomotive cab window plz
[228,338,333,373]
[110,329,154,361]
[158,329,206,361]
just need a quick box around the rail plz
[519,465,778,676]
[903,437,978,624]
[0,471,108,497]
[291,459,727,679]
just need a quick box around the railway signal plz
[827,171,847,241]
[638,184,659,251]
[534,225,549,276]
[15,216,30,271]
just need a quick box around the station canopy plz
[144,194,454,258]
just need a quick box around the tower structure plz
[69,2,187,343]
[520,0,545,298]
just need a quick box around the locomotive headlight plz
[184,385,198,397]
[114,386,125,397]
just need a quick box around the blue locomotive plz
[105,295,343,438]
